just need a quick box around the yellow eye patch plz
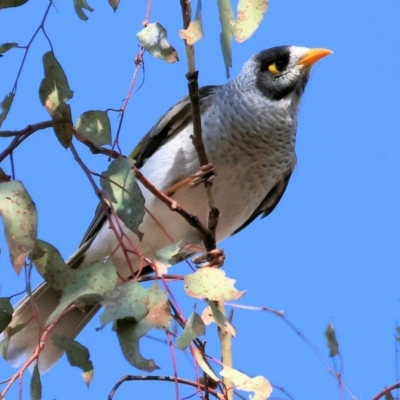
[268,62,280,75]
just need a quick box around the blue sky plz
[1,1,400,399]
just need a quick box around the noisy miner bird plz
[3,46,332,372]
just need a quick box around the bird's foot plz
[189,163,216,186]
[192,248,225,268]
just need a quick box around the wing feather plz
[232,171,292,236]
[68,86,218,269]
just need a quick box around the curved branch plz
[108,375,223,400]
[372,382,400,400]
[0,120,53,162]
[0,120,120,164]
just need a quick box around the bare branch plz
[0,120,53,162]
[1,304,77,398]
[73,129,121,159]
[108,375,223,400]
[178,2,229,397]
[134,166,216,251]
[372,382,400,400]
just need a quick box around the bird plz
[3,45,332,372]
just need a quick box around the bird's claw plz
[190,163,216,186]
[192,248,225,268]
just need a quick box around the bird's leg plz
[163,163,216,196]
[192,248,225,268]
[189,163,216,186]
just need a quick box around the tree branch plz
[178,2,230,398]
[134,167,216,251]
[0,120,120,165]
[1,304,77,398]
[372,382,400,400]
[179,0,216,208]
[108,375,223,400]
[0,120,53,162]
[73,129,121,159]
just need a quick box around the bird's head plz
[241,46,332,102]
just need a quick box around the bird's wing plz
[232,170,292,236]
[130,85,218,168]
[68,85,218,269]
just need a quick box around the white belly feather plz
[85,90,297,278]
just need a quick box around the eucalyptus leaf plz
[73,0,94,20]
[137,22,178,63]
[217,0,235,78]
[0,92,15,128]
[0,181,37,274]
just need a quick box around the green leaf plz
[52,103,73,148]
[100,157,145,239]
[137,22,179,63]
[32,239,70,293]
[30,364,42,400]
[4,322,25,338]
[0,181,37,274]
[75,110,112,147]
[0,322,26,359]
[220,366,272,400]
[52,335,94,386]
[235,0,268,43]
[115,282,171,371]
[0,297,13,334]
[73,0,94,21]
[0,338,9,358]
[39,51,73,148]
[108,0,120,12]
[217,0,235,78]
[325,323,339,357]
[206,301,236,336]
[178,0,203,45]
[0,42,18,55]
[184,267,245,301]
[155,240,184,265]
[0,92,15,128]
[0,0,28,9]
[46,259,117,324]
[99,281,149,329]
[385,391,395,400]
[176,306,205,349]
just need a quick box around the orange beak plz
[297,48,333,68]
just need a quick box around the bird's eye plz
[268,59,288,75]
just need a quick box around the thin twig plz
[110,47,145,156]
[73,129,121,159]
[138,274,185,283]
[69,143,147,278]
[107,375,223,400]
[1,304,76,398]
[372,382,400,400]
[225,302,359,400]
[134,167,215,251]
[179,0,215,210]
[0,120,121,163]
[269,382,296,400]
[0,121,53,162]
[12,1,53,94]
[179,1,230,397]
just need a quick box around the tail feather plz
[4,281,100,373]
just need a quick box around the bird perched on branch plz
[3,45,332,372]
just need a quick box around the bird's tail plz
[3,281,100,373]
